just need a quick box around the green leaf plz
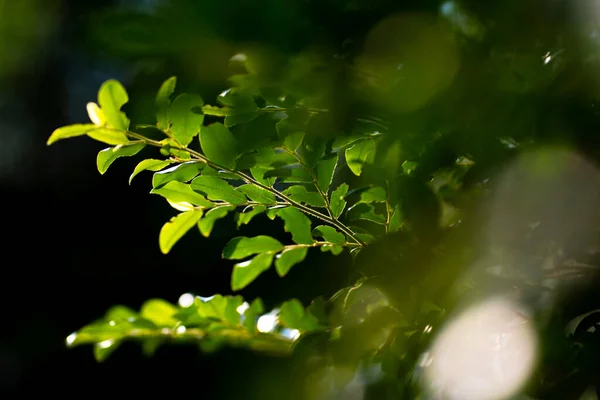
[236,184,276,205]
[358,186,387,203]
[332,134,364,150]
[279,299,320,331]
[86,101,105,126]
[231,253,274,291]
[168,93,205,146]
[312,226,345,244]
[243,298,265,332]
[198,206,235,237]
[97,80,130,130]
[140,299,179,327]
[150,181,214,208]
[217,88,256,110]
[152,161,205,188]
[87,128,129,145]
[191,176,247,205]
[283,185,326,207]
[47,124,97,145]
[275,247,307,277]
[316,155,338,193]
[346,139,376,176]
[298,137,326,168]
[223,236,284,260]
[129,159,174,184]
[225,111,259,128]
[199,105,231,116]
[347,203,386,224]
[159,209,204,254]
[156,76,177,130]
[235,206,266,227]
[276,207,313,244]
[389,204,403,233]
[201,166,239,180]
[250,165,276,186]
[94,341,120,362]
[282,132,304,152]
[330,184,349,219]
[96,143,145,175]
[199,123,237,170]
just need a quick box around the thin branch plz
[123,130,366,247]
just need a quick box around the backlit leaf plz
[276,207,313,244]
[129,159,174,184]
[168,93,205,146]
[330,184,349,219]
[87,128,129,145]
[358,186,387,203]
[312,226,345,244]
[283,185,326,207]
[347,203,386,224]
[231,253,274,291]
[236,184,276,205]
[191,176,247,205]
[275,247,307,277]
[156,76,177,130]
[140,299,179,327]
[235,206,266,227]
[150,181,214,208]
[96,143,145,175]
[346,139,376,176]
[198,206,235,237]
[316,155,338,193]
[97,80,130,130]
[159,209,204,254]
[152,161,205,188]
[199,123,237,169]
[223,236,284,260]
[47,124,97,145]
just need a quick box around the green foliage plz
[66,294,326,361]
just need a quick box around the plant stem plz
[123,130,366,247]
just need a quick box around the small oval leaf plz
[159,209,204,254]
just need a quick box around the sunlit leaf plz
[316,155,338,193]
[275,247,307,277]
[168,93,205,146]
[346,139,376,176]
[198,206,235,237]
[156,76,177,130]
[191,176,247,205]
[250,165,276,186]
[159,209,204,254]
[87,128,129,145]
[243,298,265,332]
[86,102,105,126]
[130,159,174,184]
[298,137,326,168]
[140,299,179,327]
[312,226,345,244]
[235,206,266,227]
[152,161,205,188]
[264,166,312,183]
[201,166,239,180]
[97,79,130,130]
[231,253,274,291]
[199,123,237,170]
[276,207,313,244]
[150,181,214,208]
[330,184,349,219]
[283,185,326,207]
[236,184,276,205]
[223,236,284,260]
[96,143,145,175]
[47,124,97,145]
[94,340,120,362]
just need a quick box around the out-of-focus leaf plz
[346,139,376,176]
[140,299,179,327]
